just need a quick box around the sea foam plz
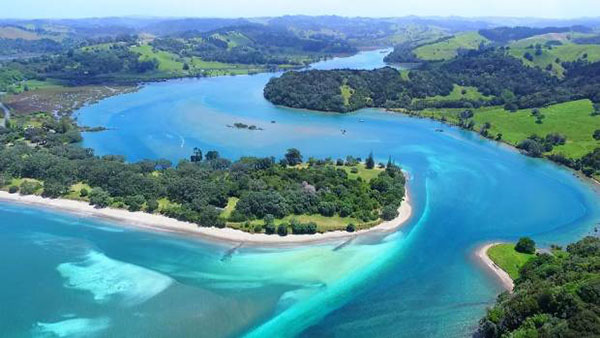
[57,250,173,306]
[32,317,110,337]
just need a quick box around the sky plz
[2,0,599,19]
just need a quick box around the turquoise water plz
[1,50,599,337]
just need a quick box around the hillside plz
[413,32,489,61]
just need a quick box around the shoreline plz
[475,243,515,292]
[388,109,600,190]
[0,190,412,246]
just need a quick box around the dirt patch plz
[2,85,137,116]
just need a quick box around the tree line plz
[0,117,405,234]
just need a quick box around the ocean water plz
[1,50,599,337]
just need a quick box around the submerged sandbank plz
[0,190,412,245]
[475,243,514,292]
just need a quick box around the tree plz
[205,150,220,161]
[89,187,111,208]
[146,199,159,213]
[594,130,600,140]
[265,223,276,235]
[42,180,66,198]
[277,224,288,236]
[346,223,356,232]
[20,181,40,195]
[125,195,145,212]
[515,237,536,254]
[284,148,303,166]
[191,147,203,162]
[366,152,375,169]
[381,204,399,221]
[517,139,543,157]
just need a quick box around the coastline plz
[0,190,412,245]
[475,243,515,292]
[388,109,600,190]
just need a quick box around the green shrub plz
[265,223,276,235]
[277,224,288,236]
[20,181,41,195]
[146,199,159,213]
[89,188,111,208]
[8,185,18,194]
[346,223,356,232]
[515,237,536,254]
[381,204,399,221]
[80,188,89,197]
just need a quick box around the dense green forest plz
[0,114,405,234]
[264,47,600,112]
[478,237,600,337]
[263,47,600,178]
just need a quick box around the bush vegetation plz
[479,237,600,337]
[0,118,405,234]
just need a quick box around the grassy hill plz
[129,43,266,76]
[487,243,535,279]
[413,32,489,61]
[414,84,491,105]
[508,33,600,77]
[419,99,600,159]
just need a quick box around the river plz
[0,101,9,128]
[1,50,599,337]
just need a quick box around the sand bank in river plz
[475,243,515,292]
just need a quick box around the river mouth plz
[2,49,600,337]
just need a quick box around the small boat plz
[435,128,444,132]
[359,119,365,123]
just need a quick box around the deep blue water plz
[1,50,599,337]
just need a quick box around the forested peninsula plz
[264,47,600,181]
[478,237,600,337]
[0,114,406,236]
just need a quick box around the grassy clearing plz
[341,163,384,182]
[210,32,252,49]
[220,197,238,219]
[417,84,491,104]
[228,213,369,233]
[508,37,600,77]
[340,84,354,106]
[64,182,92,201]
[414,32,488,61]
[130,44,184,72]
[130,44,268,76]
[3,178,44,194]
[0,26,41,40]
[420,99,600,159]
[487,243,535,280]
[157,197,180,212]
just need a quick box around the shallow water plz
[1,50,599,337]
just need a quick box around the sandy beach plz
[0,190,412,245]
[475,243,514,292]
